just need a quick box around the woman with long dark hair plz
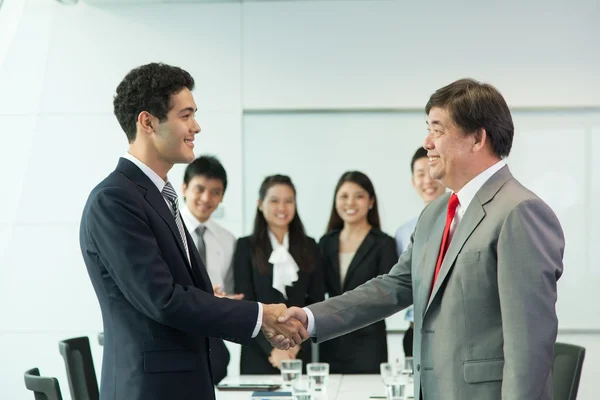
[318,171,398,374]
[234,174,325,374]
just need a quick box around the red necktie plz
[431,193,460,289]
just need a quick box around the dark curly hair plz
[113,63,195,142]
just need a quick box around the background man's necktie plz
[196,225,207,267]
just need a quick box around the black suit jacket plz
[79,158,259,400]
[318,228,398,373]
[233,235,325,374]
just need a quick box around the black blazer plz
[234,235,326,375]
[318,228,398,374]
[79,158,259,400]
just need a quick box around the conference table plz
[215,374,396,400]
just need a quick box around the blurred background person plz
[234,174,325,374]
[318,171,398,374]
[395,147,446,358]
[181,155,244,384]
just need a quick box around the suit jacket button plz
[417,364,421,372]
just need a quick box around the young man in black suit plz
[79,63,307,400]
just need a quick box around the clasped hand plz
[261,304,309,350]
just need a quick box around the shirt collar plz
[180,206,212,234]
[268,231,289,250]
[455,160,506,211]
[123,152,167,193]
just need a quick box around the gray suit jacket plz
[308,166,564,400]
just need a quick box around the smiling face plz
[412,156,446,204]
[424,106,478,192]
[150,88,200,166]
[335,181,374,226]
[182,175,224,223]
[258,184,296,231]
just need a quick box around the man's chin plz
[194,211,213,222]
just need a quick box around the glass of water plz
[306,362,329,392]
[380,362,401,382]
[385,375,407,400]
[281,359,303,387]
[291,375,315,400]
[403,357,414,376]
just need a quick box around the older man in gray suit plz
[275,78,564,400]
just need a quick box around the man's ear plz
[138,111,156,134]
[472,127,487,152]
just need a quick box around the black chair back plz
[553,342,585,400]
[24,368,63,400]
[58,336,99,400]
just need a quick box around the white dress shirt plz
[304,160,507,336]
[181,207,237,295]
[122,153,262,337]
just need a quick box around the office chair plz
[58,336,99,400]
[24,367,63,400]
[553,342,585,400]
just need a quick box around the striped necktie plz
[161,182,190,263]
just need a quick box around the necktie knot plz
[162,182,179,215]
[447,193,460,217]
[196,225,207,237]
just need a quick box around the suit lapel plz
[419,208,446,318]
[329,234,342,295]
[116,158,199,286]
[182,220,212,292]
[424,165,513,314]
[343,231,376,291]
[425,200,485,312]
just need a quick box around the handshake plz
[261,304,309,350]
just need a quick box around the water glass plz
[291,375,315,400]
[281,359,303,387]
[403,357,414,376]
[306,362,329,392]
[385,375,407,400]
[380,362,401,383]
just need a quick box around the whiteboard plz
[242,109,600,331]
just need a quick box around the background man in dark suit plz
[79,62,306,400]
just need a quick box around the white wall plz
[0,0,598,399]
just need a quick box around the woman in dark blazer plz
[234,174,325,375]
[319,171,398,374]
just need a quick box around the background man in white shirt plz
[181,155,245,384]
[181,155,242,298]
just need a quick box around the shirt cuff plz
[303,306,316,337]
[252,302,263,338]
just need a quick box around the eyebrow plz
[426,120,443,127]
[178,107,197,115]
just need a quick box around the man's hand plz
[268,347,299,369]
[213,284,245,300]
[278,306,308,328]
[265,306,310,349]
[261,303,309,350]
